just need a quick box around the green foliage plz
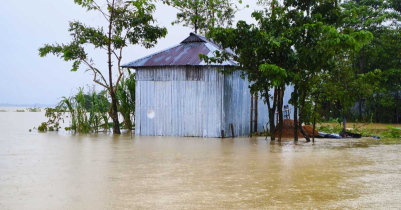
[116,71,136,130]
[318,124,344,134]
[0,110,6,112]
[164,0,241,34]
[56,87,111,134]
[38,0,167,134]
[16,110,25,112]
[37,122,48,132]
[205,0,373,141]
[44,108,64,132]
[381,126,401,138]
[26,107,42,112]
[325,0,401,124]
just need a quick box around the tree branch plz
[81,59,109,89]
[92,1,110,22]
[114,28,132,93]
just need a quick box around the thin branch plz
[82,59,109,89]
[92,1,110,22]
[93,71,110,89]
[114,28,132,93]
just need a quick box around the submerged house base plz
[124,33,294,138]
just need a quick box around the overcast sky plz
[0,0,259,105]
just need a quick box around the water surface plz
[0,109,400,209]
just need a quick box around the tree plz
[206,0,373,142]
[164,0,239,34]
[203,4,296,141]
[39,0,167,134]
[335,0,401,124]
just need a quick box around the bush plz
[381,126,401,138]
[318,124,343,134]
[37,122,48,132]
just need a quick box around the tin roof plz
[122,33,236,68]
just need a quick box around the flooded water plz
[1,109,401,209]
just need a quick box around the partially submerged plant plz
[57,87,111,134]
[26,107,42,112]
[37,122,48,132]
[381,126,401,138]
[116,72,136,131]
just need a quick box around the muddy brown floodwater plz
[1,109,401,209]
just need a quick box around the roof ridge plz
[122,44,181,67]
[122,33,236,68]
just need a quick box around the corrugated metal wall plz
[135,66,223,137]
[135,66,294,137]
[222,72,295,137]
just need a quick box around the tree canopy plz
[39,0,167,134]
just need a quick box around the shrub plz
[381,126,401,138]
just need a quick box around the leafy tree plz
[203,3,297,141]
[39,0,167,134]
[339,0,401,123]
[164,0,241,34]
[206,0,373,141]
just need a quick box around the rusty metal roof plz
[122,33,236,68]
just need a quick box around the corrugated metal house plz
[123,33,294,137]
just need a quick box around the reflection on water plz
[0,111,400,209]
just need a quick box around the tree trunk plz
[110,92,121,134]
[107,0,121,134]
[266,87,277,141]
[359,98,362,121]
[312,99,318,143]
[294,89,298,142]
[343,114,347,138]
[278,86,284,141]
[395,90,399,124]
[327,102,330,122]
[299,91,311,142]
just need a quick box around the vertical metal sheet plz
[136,66,223,137]
[223,71,295,137]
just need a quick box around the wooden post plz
[343,116,347,138]
[250,94,254,137]
[254,94,258,133]
[231,124,234,138]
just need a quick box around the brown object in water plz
[274,119,320,139]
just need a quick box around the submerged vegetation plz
[26,107,42,112]
[58,88,110,133]
[116,71,136,130]
[35,74,136,134]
